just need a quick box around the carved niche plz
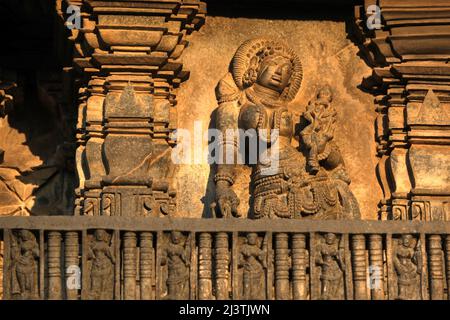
[213,38,360,220]
[390,234,422,300]
[313,233,346,300]
[158,231,192,300]
[9,230,40,300]
[236,232,269,300]
[85,229,116,300]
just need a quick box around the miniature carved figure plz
[213,38,360,219]
[11,230,39,299]
[315,233,345,300]
[87,229,115,300]
[393,234,421,300]
[161,231,190,300]
[238,233,267,299]
[301,86,337,173]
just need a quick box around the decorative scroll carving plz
[237,233,267,300]
[392,234,421,300]
[160,231,190,300]
[314,233,345,300]
[87,229,115,300]
[213,38,360,220]
[10,230,39,299]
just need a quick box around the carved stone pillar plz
[368,234,384,300]
[275,233,290,300]
[64,231,80,300]
[214,232,229,300]
[59,0,206,217]
[291,233,307,300]
[123,232,137,300]
[446,235,450,300]
[355,1,450,221]
[428,235,444,300]
[198,232,212,300]
[352,234,367,300]
[139,232,154,300]
[48,232,62,300]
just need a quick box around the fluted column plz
[428,235,444,300]
[140,232,154,300]
[64,231,79,300]
[275,233,290,300]
[48,232,62,300]
[215,232,229,300]
[352,234,368,300]
[368,234,384,300]
[291,233,307,300]
[198,233,212,300]
[123,232,137,300]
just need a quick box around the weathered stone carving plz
[355,2,450,221]
[301,86,336,174]
[214,39,360,219]
[87,229,115,300]
[0,71,76,216]
[393,234,421,300]
[238,233,267,300]
[10,230,39,299]
[160,231,190,300]
[315,233,345,300]
[57,0,205,217]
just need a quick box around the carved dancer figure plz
[214,38,360,219]
[238,233,267,299]
[88,229,115,300]
[301,86,337,173]
[393,234,421,300]
[315,233,345,300]
[161,231,190,299]
[11,230,39,299]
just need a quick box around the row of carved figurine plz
[3,229,447,300]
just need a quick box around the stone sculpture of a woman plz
[214,38,360,220]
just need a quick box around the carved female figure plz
[11,229,39,299]
[393,234,421,300]
[161,231,190,300]
[301,86,337,173]
[315,233,345,300]
[238,233,267,299]
[214,38,360,220]
[88,229,115,300]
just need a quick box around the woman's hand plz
[215,181,240,218]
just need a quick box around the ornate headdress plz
[231,38,303,102]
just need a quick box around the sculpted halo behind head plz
[231,38,303,101]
